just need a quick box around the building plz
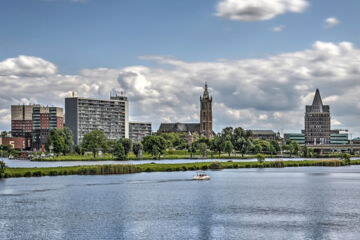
[65,93,129,145]
[250,130,278,141]
[158,123,200,135]
[284,133,305,145]
[157,82,213,138]
[129,122,152,142]
[200,82,213,138]
[11,104,64,150]
[0,137,28,150]
[330,129,349,144]
[305,89,331,145]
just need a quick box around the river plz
[1,166,360,239]
[2,157,356,168]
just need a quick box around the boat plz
[193,172,210,180]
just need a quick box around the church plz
[157,82,213,138]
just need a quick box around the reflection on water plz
[1,167,360,239]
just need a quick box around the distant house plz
[158,123,200,135]
[249,130,278,141]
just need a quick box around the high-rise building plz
[65,93,129,145]
[200,82,213,138]
[11,105,64,150]
[305,89,331,145]
[129,122,152,142]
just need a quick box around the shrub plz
[201,165,209,170]
[32,171,42,177]
[209,162,223,170]
[24,172,32,177]
[49,171,58,176]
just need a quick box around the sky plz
[1,0,360,137]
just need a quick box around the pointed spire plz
[312,89,323,106]
[203,82,209,99]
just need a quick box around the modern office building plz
[330,129,349,144]
[304,89,331,145]
[65,93,129,145]
[11,104,64,150]
[129,122,152,142]
[284,133,305,145]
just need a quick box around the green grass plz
[3,159,360,178]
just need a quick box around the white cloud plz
[0,55,57,77]
[324,17,339,28]
[272,25,286,32]
[1,41,360,137]
[215,0,308,21]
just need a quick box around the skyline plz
[1,0,360,136]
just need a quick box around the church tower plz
[200,82,213,138]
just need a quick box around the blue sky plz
[1,0,359,74]
[1,0,360,136]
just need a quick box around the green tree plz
[133,142,143,158]
[81,130,108,158]
[0,160,6,177]
[256,153,265,163]
[119,138,132,157]
[198,142,208,158]
[187,144,196,159]
[339,153,351,165]
[239,138,252,157]
[74,145,84,155]
[270,140,281,153]
[59,127,74,155]
[254,144,262,154]
[142,135,167,159]
[1,131,7,137]
[269,144,276,157]
[224,140,233,157]
[210,135,224,156]
[113,140,125,160]
[46,129,65,156]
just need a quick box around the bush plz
[201,165,209,170]
[32,171,43,177]
[49,171,58,176]
[256,154,265,163]
[209,162,223,170]
[24,172,32,177]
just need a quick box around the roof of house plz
[158,123,200,133]
[250,130,276,135]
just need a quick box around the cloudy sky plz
[1,0,360,137]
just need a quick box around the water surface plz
[1,166,360,239]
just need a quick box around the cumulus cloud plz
[1,41,360,137]
[272,25,286,32]
[324,17,339,28]
[0,55,57,77]
[215,0,308,21]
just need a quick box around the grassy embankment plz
[36,150,281,161]
[4,159,360,178]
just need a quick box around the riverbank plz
[3,159,360,178]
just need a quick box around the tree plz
[239,138,252,157]
[119,138,132,157]
[142,135,167,159]
[0,160,6,177]
[198,142,208,158]
[133,142,143,158]
[81,130,108,158]
[270,140,281,153]
[339,153,351,165]
[210,135,224,156]
[187,144,196,159]
[113,140,125,160]
[224,140,233,157]
[269,144,276,157]
[290,141,301,156]
[256,153,265,163]
[59,127,74,155]
[254,144,262,154]
[1,131,7,137]
[46,129,65,156]
[74,145,84,155]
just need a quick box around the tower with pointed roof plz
[200,82,213,138]
[305,89,331,145]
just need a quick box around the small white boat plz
[193,172,210,180]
